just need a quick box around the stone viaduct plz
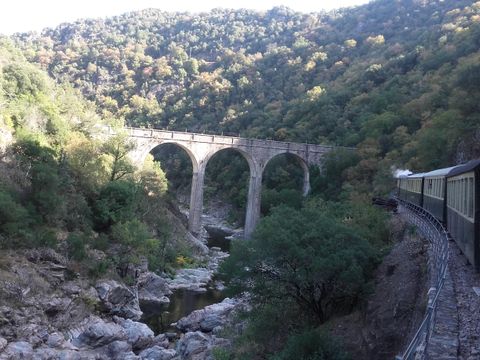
[115,126,336,238]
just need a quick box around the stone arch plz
[204,146,263,239]
[263,152,311,196]
[136,140,204,235]
[204,146,257,177]
[203,147,254,224]
[141,141,199,174]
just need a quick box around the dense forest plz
[0,39,201,277]
[1,0,480,359]
[11,0,480,180]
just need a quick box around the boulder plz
[140,346,177,360]
[96,280,142,320]
[26,248,67,265]
[31,347,79,360]
[47,332,64,348]
[73,318,126,348]
[44,297,70,317]
[151,334,169,349]
[0,337,7,352]
[115,317,154,350]
[168,268,212,292]
[137,272,172,311]
[176,298,238,332]
[176,332,231,360]
[175,332,211,360]
[1,341,33,359]
[107,340,138,360]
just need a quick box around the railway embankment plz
[330,217,428,359]
[448,240,480,360]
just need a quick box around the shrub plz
[271,328,350,360]
[66,233,87,261]
[93,180,137,230]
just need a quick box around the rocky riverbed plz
[0,211,243,359]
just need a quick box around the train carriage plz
[446,160,480,271]
[398,173,425,207]
[422,167,455,223]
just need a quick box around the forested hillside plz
[0,38,199,274]
[10,0,480,193]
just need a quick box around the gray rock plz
[151,334,169,348]
[0,337,7,351]
[140,346,177,360]
[176,332,210,360]
[62,282,82,296]
[32,347,79,360]
[107,340,136,359]
[200,314,224,332]
[26,248,67,265]
[73,319,126,348]
[1,341,33,359]
[168,268,212,292]
[47,332,64,348]
[138,272,172,311]
[115,317,154,350]
[96,280,142,320]
[44,297,69,316]
[176,298,238,332]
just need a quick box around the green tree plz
[222,204,378,323]
[93,180,137,230]
[101,134,135,182]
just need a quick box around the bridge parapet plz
[123,126,334,164]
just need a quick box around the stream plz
[141,224,234,334]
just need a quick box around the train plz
[396,159,480,271]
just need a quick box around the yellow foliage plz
[344,39,357,48]
[365,35,385,46]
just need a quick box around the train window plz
[456,180,460,211]
[448,180,453,207]
[463,179,468,215]
[468,178,474,218]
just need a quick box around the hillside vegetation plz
[11,0,480,195]
[0,39,197,277]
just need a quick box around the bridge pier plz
[300,161,311,196]
[244,168,263,239]
[188,164,206,235]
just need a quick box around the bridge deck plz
[124,126,342,155]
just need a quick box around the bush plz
[110,219,150,249]
[261,188,303,215]
[0,188,32,246]
[271,328,350,360]
[66,233,87,261]
[90,233,110,251]
[88,259,111,279]
[93,180,137,230]
[33,227,58,248]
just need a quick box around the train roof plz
[423,166,456,178]
[447,159,480,177]
[407,172,426,179]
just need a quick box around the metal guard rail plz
[395,198,450,360]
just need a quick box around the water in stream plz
[141,230,231,334]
